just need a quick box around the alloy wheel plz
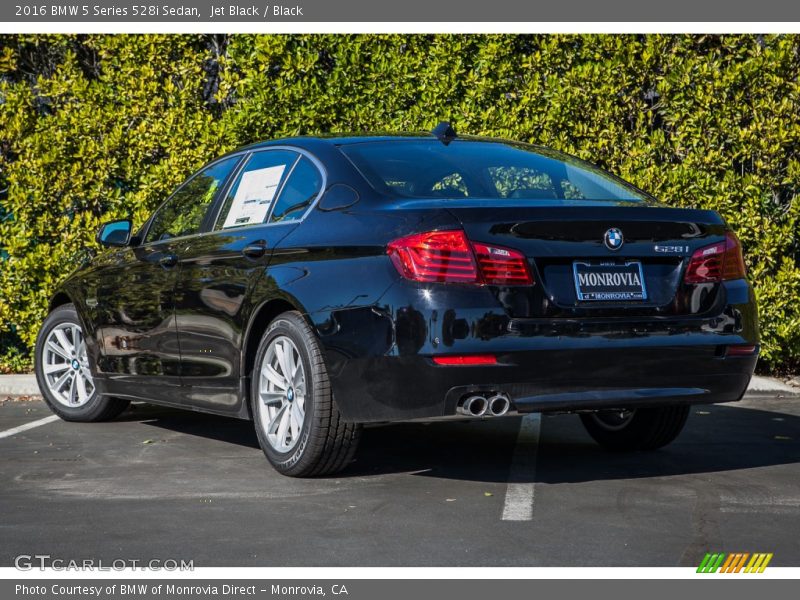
[257,335,307,452]
[42,323,95,407]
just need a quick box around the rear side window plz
[215,150,297,230]
[340,140,645,202]
[269,157,323,223]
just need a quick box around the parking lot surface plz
[1,390,798,566]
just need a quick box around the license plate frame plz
[573,261,647,302]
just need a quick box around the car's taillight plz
[387,230,479,283]
[726,344,757,357]
[684,231,746,284]
[472,242,532,285]
[387,230,533,286]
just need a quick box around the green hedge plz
[1,34,798,373]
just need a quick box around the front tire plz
[34,303,129,422]
[251,311,361,477]
[579,405,690,451]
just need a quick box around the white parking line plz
[501,413,542,521]
[0,415,60,440]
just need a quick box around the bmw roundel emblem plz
[603,228,624,251]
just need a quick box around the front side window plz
[340,140,647,202]
[145,157,240,244]
[215,150,297,230]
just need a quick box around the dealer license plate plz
[573,261,647,301]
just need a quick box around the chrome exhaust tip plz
[488,393,511,416]
[457,395,489,417]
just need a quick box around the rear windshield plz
[339,139,647,202]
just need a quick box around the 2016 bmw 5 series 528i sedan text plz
[35,123,759,477]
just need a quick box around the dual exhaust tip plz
[457,393,512,417]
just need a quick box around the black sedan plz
[34,124,759,477]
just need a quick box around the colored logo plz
[603,228,624,251]
[697,552,773,573]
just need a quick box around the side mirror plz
[96,219,132,247]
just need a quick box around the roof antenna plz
[432,121,457,146]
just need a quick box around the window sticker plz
[222,164,287,228]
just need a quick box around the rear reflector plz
[432,354,498,366]
[684,231,747,284]
[727,345,757,356]
[387,230,533,286]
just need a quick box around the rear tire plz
[251,311,361,477]
[34,303,129,422]
[579,405,690,451]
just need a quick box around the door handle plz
[159,253,178,268]
[242,240,268,259]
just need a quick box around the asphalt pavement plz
[0,389,798,567]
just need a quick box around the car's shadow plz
[123,403,261,449]
[132,401,800,484]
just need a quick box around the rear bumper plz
[326,344,757,422]
[314,277,758,423]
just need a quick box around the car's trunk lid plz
[439,200,727,318]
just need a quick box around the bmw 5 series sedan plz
[35,124,759,477]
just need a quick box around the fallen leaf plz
[484,492,493,497]
[142,439,154,444]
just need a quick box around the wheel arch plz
[241,294,314,383]
[43,290,94,345]
[48,291,74,312]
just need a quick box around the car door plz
[92,155,241,404]
[172,148,325,415]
